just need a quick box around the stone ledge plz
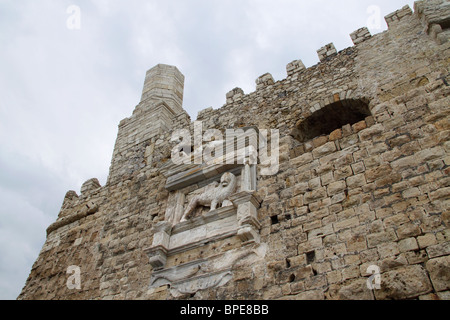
[46,201,99,236]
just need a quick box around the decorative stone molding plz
[148,243,267,297]
[146,221,172,269]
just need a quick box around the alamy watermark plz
[66,5,81,30]
[367,5,382,30]
[66,265,81,290]
[366,265,381,290]
[170,121,280,176]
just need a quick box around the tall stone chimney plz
[107,64,187,185]
[140,64,185,115]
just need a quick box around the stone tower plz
[140,64,185,114]
[108,64,190,185]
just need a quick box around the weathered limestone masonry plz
[19,0,450,300]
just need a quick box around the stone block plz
[333,217,359,232]
[429,187,450,201]
[374,265,432,300]
[256,73,275,90]
[383,213,409,228]
[80,178,101,196]
[226,87,244,103]
[351,162,365,174]
[334,166,353,180]
[317,43,337,62]
[405,249,429,265]
[326,270,342,284]
[312,141,336,158]
[286,59,306,76]
[313,135,329,148]
[290,152,313,167]
[418,233,437,249]
[350,27,372,45]
[346,234,368,252]
[426,256,450,292]
[402,187,421,198]
[294,265,315,280]
[427,242,450,258]
[287,255,307,268]
[391,155,418,171]
[396,223,421,240]
[287,290,324,300]
[327,279,374,300]
[352,120,367,133]
[341,124,352,137]
[327,180,346,196]
[398,237,419,253]
[384,5,413,28]
[304,274,327,291]
[416,146,445,163]
[304,187,328,204]
[377,242,400,259]
[359,124,384,141]
[346,173,366,189]
[329,128,342,141]
[367,230,398,248]
[288,195,304,208]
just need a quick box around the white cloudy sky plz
[0,0,415,299]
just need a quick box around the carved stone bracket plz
[147,221,172,270]
[230,191,262,243]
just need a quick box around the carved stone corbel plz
[146,221,172,270]
[230,191,262,243]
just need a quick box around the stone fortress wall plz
[19,0,450,300]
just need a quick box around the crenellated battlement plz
[197,1,447,119]
[384,5,413,27]
[350,27,372,45]
[38,0,450,243]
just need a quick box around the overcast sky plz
[0,0,415,299]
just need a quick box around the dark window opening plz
[286,258,291,268]
[271,215,279,225]
[293,99,371,143]
[306,251,316,264]
[439,18,450,30]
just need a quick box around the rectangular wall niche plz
[144,153,263,296]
